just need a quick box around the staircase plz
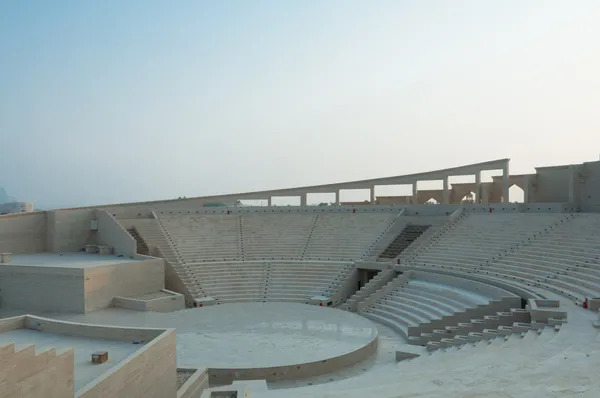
[341,268,397,311]
[127,227,149,255]
[379,225,431,259]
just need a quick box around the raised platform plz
[0,252,165,314]
[7,253,139,268]
[55,302,379,384]
[0,328,139,391]
[0,314,176,397]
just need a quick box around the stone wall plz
[47,209,96,253]
[0,343,74,398]
[0,265,84,313]
[0,212,47,254]
[95,210,136,257]
[78,329,177,398]
[83,257,165,313]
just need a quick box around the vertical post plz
[502,162,510,203]
[336,190,341,205]
[482,185,490,204]
[523,175,531,203]
[475,171,481,204]
[300,194,307,206]
[234,200,239,208]
[442,177,449,204]
[412,183,418,204]
[370,185,376,204]
[267,197,272,206]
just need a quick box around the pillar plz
[475,171,481,204]
[523,176,531,203]
[370,185,376,204]
[267,197,272,206]
[234,200,239,208]
[502,163,510,203]
[300,194,307,206]
[442,177,449,204]
[412,183,418,204]
[481,185,490,204]
[336,190,341,205]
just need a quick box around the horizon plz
[2,1,599,208]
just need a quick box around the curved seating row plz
[361,272,521,344]
[184,261,354,303]
[157,213,396,263]
[410,213,572,269]
[409,213,600,303]
[119,217,363,303]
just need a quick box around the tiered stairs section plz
[119,217,199,300]
[184,260,355,304]
[378,224,431,259]
[360,211,408,259]
[402,212,582,302]
[302,213,398,261]
[358,271,530,349]
[341,268,397,311]
[127,226,149,255]
[0,344,74,398]
[471,212,600,303]
[118,210,404,305]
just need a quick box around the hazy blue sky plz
[1,1,599,208]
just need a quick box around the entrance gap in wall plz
[357,269,380,290]
[509,185,524,203]
[461,191,476,203]
[449,175,475,204]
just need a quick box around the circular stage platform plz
[59,302,379,383]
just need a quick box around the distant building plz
[0,202,34,215]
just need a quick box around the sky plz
[1,0,600,208]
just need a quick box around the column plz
[300,194,307,206]
[267,197,272,206]
[370,185,376,204]
[336,190,341,205]
[234,199,239,208]
[523,175,530,203]
[442,177,449,204]
[412,183,418,204]
[482,185,490,204]
[475,171,481,204]
[502,163,510,203]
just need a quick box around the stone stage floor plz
[53,302,379,369]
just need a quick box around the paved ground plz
[10,252,139,268]
[0,329,139,391]
[53,302,378,369]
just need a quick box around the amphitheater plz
[1,157,600,398]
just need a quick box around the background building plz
[0,202,34,215]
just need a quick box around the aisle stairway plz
[126,227,149,255]
[379,225,431,259]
